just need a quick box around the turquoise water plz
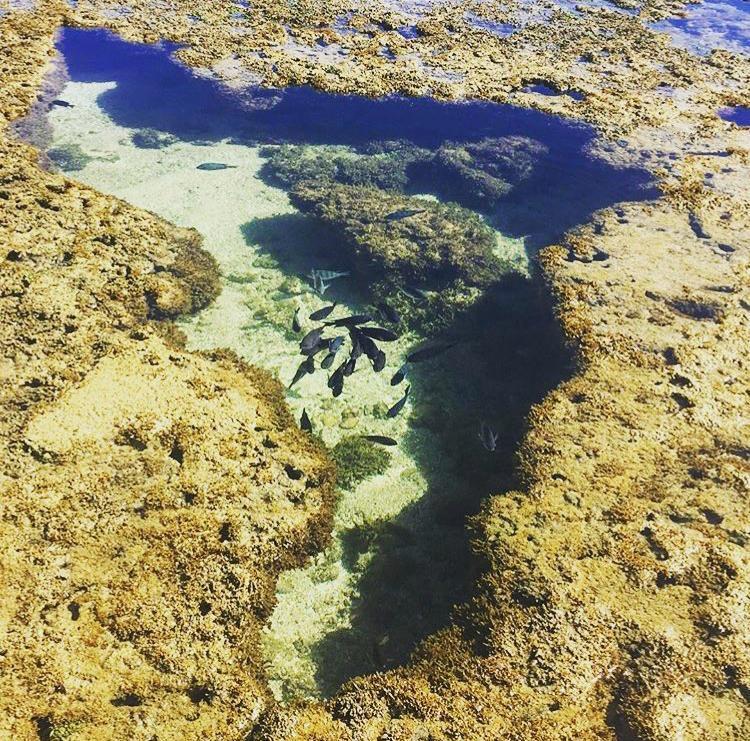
[29,27,658,700]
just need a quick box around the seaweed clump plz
[130,127,178,149]
[260,140,430,191]
[429,136,547,207]
[332,436,391,490]
[46,143,92,171]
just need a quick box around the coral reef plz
[261,141,429,191]
[1,0,750,738]
[332,436,391,490]
[289,180,509,329]
[429,135,548,207]
[0,9,336,739]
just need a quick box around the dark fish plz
[362,435,398,446]
[478,421,499,452]
[387,386,410,418]
[321,352,336,369]
[385,208,425,221]
[391,363,408,386]
[343,356,357,377]
[300,327,325,352]
[309,303,337,321]
[332,381,344,398]
[303,355,315,374]
[289,359,312,388]
[51,99,74,108]
[359,326,399,342]
[292,307,302,333]
[356,332,379,361]
[378,301,401,324]
[372,349,386,372]
[328,362,346,389]
[328,335,345,354]
[406,343,456,363]
[349,330,364,360]
[300,408,313,433]
[326,314,373,327]
[197,162,238,171]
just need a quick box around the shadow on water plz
[50,27,647,698]
[58,27,658,253]
[310,275,573,693]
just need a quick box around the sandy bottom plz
[45,79,527,700]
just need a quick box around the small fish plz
[390,363,408,386]
[300,408,313,433]
[326,314,373,327]
[387,386,410,418]
[385,208,426,221]
[343,355,357,377]
[372,349,386,372]
[378,301,401,324]
[328,336,345,354]
[309,303,337,321]
[303,355,315,374]
[51,99,74,108]
[292,307,302,333]
[406,343,456,363]
[289,359,312,388]
[361,435,398,446]
[478,422,499,452]
[328,362,346,389]
[300,327,325,352]
[197,162,238,171]
[332,381,344,398]
[310,272,331,296]
[308,269,350,282]
[359,326,399,342]
[321,352,336,369]
[354,331,377,359]
[349,330,364,360]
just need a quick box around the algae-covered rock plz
[332,435,391,490]
[130,127,178,149]
[46,142,92,171]
[430,136,548,207]
[260,141,430,191]
[289,181,503,287]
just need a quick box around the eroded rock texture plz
[0,10,335,739]
[1,0,750,739]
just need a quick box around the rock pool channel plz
[25,26,658,700]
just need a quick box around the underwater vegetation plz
[287,180,509,330]
[260,141,430,191]
[332,436,392,490]
[428,136,548,208]
[130,127,177,149]
[46,142,92,171]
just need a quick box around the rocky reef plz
[0,10,336,739]
[2,0,750,740]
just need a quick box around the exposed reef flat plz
[1,1,749,740]
[0,10,336,739]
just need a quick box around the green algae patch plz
[47,142,92,171]
[130,127,178,149]
[332,436,391,490]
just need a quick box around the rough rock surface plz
[0,9,335,739]
[1,0,750,739]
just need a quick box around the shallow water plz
[30,27,657,700]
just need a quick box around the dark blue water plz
[56,27,657,248]
[720,106,750,126]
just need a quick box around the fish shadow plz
[311,271,574,696]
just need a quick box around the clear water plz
[652,0,750,57]
[29,27,657,700]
